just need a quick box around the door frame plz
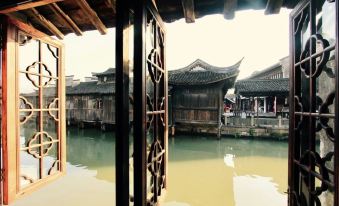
[1,16,66,205]
[288,0,339,205]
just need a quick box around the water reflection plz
[13,128,288,206]
[165,136,287,206]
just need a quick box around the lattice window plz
[1,17,65,204]
[144,7,167,205]
[289,0,338,205]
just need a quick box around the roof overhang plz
[0,0,299,38]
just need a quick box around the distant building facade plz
[169,59,241,136]
[66,68,122,130]
[234,57,289,117]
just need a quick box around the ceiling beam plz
[265,0,284,15]
[27,8,64,39]
[75,0,107,35]
[104,0,116,14]
[223,0,237,20]
[0,0,63,14]
[181,0,195,23]
[48,3,83,36]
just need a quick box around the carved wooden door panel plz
[1,17,65,205]
[289,0,338,205]
[116,0,168,205]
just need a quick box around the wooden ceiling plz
[0,0,298,39]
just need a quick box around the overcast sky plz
[63,8,291,81]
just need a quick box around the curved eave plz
[170,58,243,74]
[169,71,239,86]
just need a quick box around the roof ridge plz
[170,58,244,74]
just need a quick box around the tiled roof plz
[169,59,242,85]
[248,62,281,79]
[235,78,289,96]
[67,81,115,95]
[93,68,116,77]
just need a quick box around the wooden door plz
[116,0,168,205]
[289,0,338,205]
[1,17,65,205]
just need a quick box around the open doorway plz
[0,0,334,204]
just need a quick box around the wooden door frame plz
[288,0,339,205]
[1,16,65,205]
[115,0,131,205]
[116,0,168,205]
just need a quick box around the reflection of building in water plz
[234,56,289,117]
[169,59,241,136]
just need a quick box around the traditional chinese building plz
[66,68,129,130]
[0,1,337,206]
[169,59,241,136]
[234,57,289,117]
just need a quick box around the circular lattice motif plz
[48,98,59,121]
[317,91,335,142]
[294,96,304,131]
[27,132,54,158]
[299,150,333,196]
[300,34,330,78]
[26,62,53,87]
[147,49,163,83]
[159,97,165,127]
[147,94,154,131]
[19,96,34,124]
[147,140,164,177]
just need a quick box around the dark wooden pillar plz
[115,0,131,205]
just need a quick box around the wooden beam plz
[265,0,284,15]
[181,0,195,23]
[48,3,83,36]
[27,8,64,39]
[0,0,63,14]
[75,0,107,35]
[223,0,237,20]
[104,0,116,14]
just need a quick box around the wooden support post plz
[115,0,131,202]
[223,0,237,20]
[181,0,195,23]
[171,126,175,136]
[48,3,83,36]
[26,8,64,39]
[76,0,107,35]
[256,97,259,125]
[274,96,277,116]
[278,115,282,128]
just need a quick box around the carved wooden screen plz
[289,0,338,205]
[116,0,168,205]
[1,17,65,204]
[143,4,168,205]
[133,1,167,205]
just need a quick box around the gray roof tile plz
[169,59,242,85]
[235,78,289,96]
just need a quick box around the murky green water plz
[13,128,288,206]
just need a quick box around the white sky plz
[63,9,291,81]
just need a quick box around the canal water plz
[13,128,288,206]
